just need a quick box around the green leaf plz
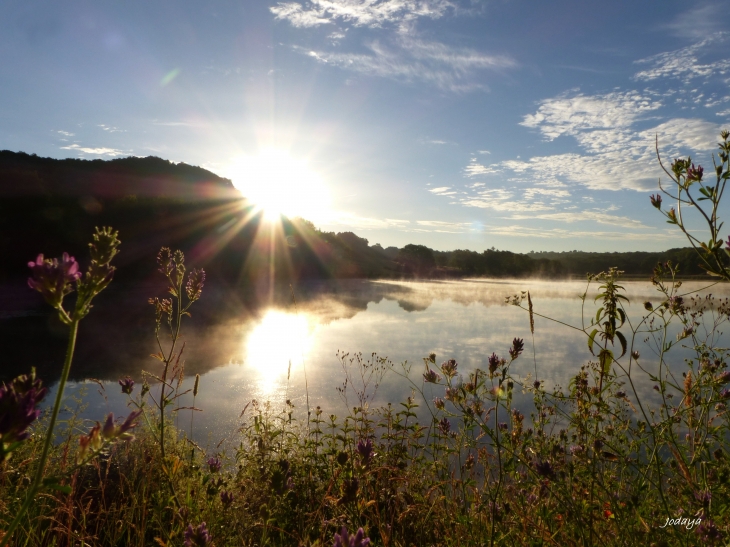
[616,331,627,358]
[599,349,614,375]
[588,329,599,355]
[43,480,72,495]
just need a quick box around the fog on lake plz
[3,277,728,447]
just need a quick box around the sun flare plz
[227,149,331,223]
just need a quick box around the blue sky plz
[3,1,730,252]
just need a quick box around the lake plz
[3,276,728,449]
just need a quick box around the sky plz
[2,1,730,253]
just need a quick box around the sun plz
[226,149,331,223]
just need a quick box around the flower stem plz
[1,319,79,547]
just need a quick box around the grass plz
[2,265,730,546]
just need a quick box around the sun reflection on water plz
[244,310,311,394]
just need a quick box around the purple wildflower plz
[184,522,212,547]
[509,338,524,360]
[720,388,730,399]
[433,397,445,410]
[534,460,555,480]
[333,526,370,547]
[186,268,206,302]
[118,376,134,395]
[498,422,508,431]
[696,520,723,543]
[716,371,730,384]
[650,194,662,209]
[99,410,143,442]
[220,491,234,507]
[0,370,48,460]
[488,352,501,374]
[569,445,584,455]
[423,369,442,383]
[207,456,222,473]
[27,252,81,308]
[441,359,458,377]
[686,163,704,182]
[356,438,374,463]
[439,417,451,435]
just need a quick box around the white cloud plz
[324,211,410,230]
[521,90,662,141]
[509,210,648,228]
[271,0,455,29]
[464,160,499,177]
[60,144,126,157]
[485,225,676,241]
[57,130,74,137]
[429,186,452,194]
[295,35,515,92]
[634,33,730,84]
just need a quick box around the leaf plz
[588,329,599,355]
[595,308,603,324]
[602,451,619,461]
[45,482,72,494]
[150,352,165,362]
[616,331,627,358]
[599,349,613,375]
[154,538,168,547]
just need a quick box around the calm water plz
[6,277,728,449]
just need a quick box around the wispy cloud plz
[298,35,515,92]
[271,0,455,29]
[633,32,730,84]
[325,211,410,230]
[485,225,672,241]
[509,210,649,228]
[60,144,126,157]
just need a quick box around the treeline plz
[0,151,717,287]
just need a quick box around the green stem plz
[1,319,79,547]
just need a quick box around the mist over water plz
[11,277,729,448]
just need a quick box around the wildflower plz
[716,403,727,411]
[441,359,458,377]
[157,247,173,277]
[686,163,704,182]
[444,387,457,401]
[184,522,212,547]
[27,252,81,309]
[533,380,541,390]
[333,526,371,547]
[423,369,442,383]
[186,268,206,302]
[650,194,662,209]
[616,391,626,398]
[534,460,555,480]
[488,352,501,374]
[498,422,508,431]
[207,456,222,473]
[631,350,640,360]
[118,377,134,395]
[0,369,48,461]
[696,520,723,543]
[439,417,451,435]
[356,438,374,463]
[653,385,660,392]
[720,388,730,399]
[667,207,677,223]
[644,301,653,311]
[716,371,730,384]
[97,410,143,444]
[220,491,234,507]
[569,445,583,455]
[509,338,524,360]
[433,397,445,410]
